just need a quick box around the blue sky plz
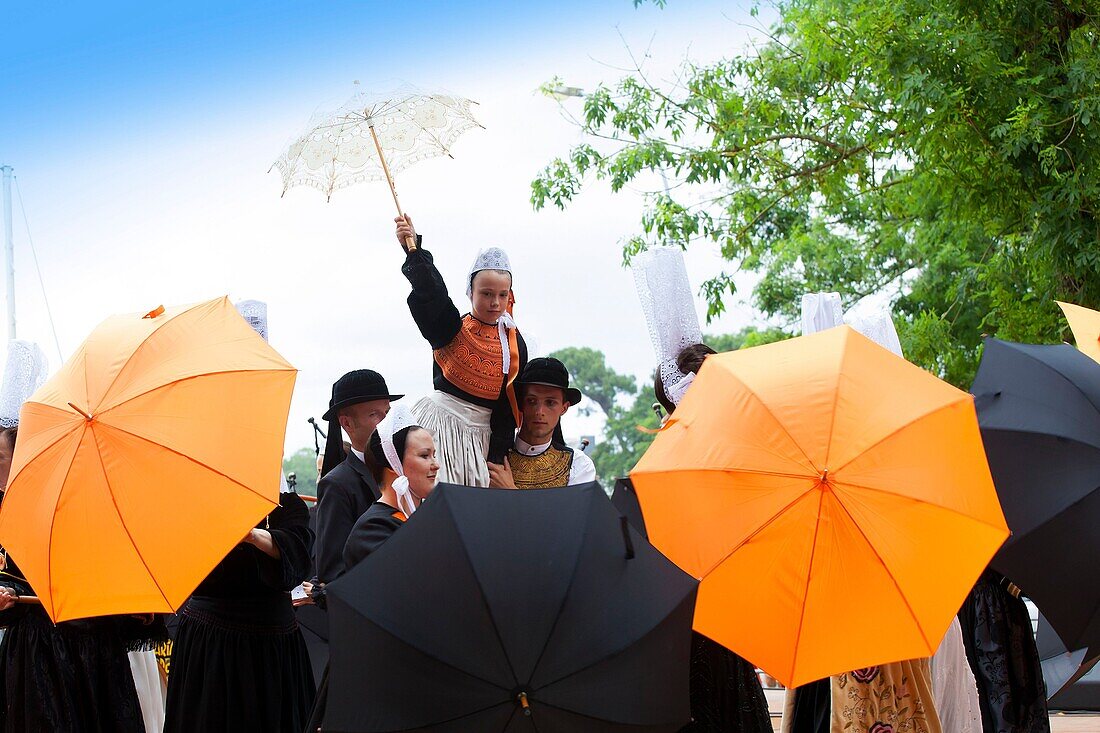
[1,1,771,452]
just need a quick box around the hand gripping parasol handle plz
[368,123,418,252]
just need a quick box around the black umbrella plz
[1036,610,1100,702]
[971,338,1100,651]
[324,482,698,733]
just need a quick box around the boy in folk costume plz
[487,357,596,489]
[394,215,527,487]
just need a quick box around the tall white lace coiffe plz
[466,247,517,376]
[378,403,424,518]
[0,341,48,429]
[632,246,703,407]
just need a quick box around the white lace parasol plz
[235,299,269,342]
[377,403,423,518]
[0,341,48,429]
[271,84,483,202]
[800,293,843,336]
[632,246,703,407]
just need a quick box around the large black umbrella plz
[324,482,698,733]
[971,338,1100,651]
[1036,611,1100,703]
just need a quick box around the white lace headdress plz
[843,295,904,357]
[235,299,269,342]
[466,247,513,298]
[800,293,843,336]
[632,247,703,407]
[801,292,904,358]
[466,247,518,376]
[0,341,48,429]
[377,403,423,518]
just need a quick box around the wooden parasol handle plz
[15,595,40,605]
[368,124,418,252]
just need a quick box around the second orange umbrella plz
[0,297,297,622]
[631,326,1008,687]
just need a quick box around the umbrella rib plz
[828,397,971,476]
[788,488,826,684]
[828,489,933,653]
[718,369,819,474]
[89,426,173,610]
[43,423,88,621]
[830,479,1011,534]
[1004,345,1100,414]
[331,595,513,694]
[524,493,599,688]
[97,366,294,419]
[447,495,525,689]
[697,482,820,580]
[94,421,280,506]
[91,302,198,412]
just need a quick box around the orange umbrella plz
[631,326,1008,687]
[1057,301,1100,364]
[0,297,297,622]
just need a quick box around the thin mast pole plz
[1,166,14,339]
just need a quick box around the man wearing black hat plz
[487,357,596,489]
[314,369,403,584]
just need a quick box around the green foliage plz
[548,346,637,415]
[533,0,1100,386]
[283,447,319,497]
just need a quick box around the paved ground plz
[761,688,1100,731]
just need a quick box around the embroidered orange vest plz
[433,315,522,425]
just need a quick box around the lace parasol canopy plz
[271,84,483,202]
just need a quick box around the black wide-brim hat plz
[322,369,403,421]
[516,357,582,405]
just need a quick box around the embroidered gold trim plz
[509,447,572,489]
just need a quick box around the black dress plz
[958,570,1050,733]
[0,550,149,732]
[306,500,407,732]
[164,491,315,733]
[402,245,528,463]
[682,632,772,732]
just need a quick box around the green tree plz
[533,0,1100,386]
[549,346,636,415]
[283,447,319,497]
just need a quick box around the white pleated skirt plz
[412,390,492,487]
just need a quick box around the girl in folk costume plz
[0,341,159,732]
[165,301,316,733]
[783,293,946,733]
[632,246,772,733]
[395,215,527,487]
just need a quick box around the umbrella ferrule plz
[820,469,829,484]
[516,691,531,716]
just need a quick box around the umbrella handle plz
[620,516,635,560]
[517,691,531,716]
[369,124,418,252]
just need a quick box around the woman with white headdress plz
[304,403,438,730]
[394,215,527,487]
[0,341,157,732]
[632,247,772,733]
[343,403,438,572]
[164,300,315,733]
